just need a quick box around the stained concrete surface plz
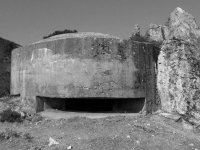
[40,109,141,120]
[11,32,156,113]
[0,38,19,97]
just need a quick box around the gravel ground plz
[0,96,200,150]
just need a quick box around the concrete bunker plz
[36,96,145,113]
[11,32,157,114]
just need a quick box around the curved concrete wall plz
[0,38,19,97]
[11,33,156,112]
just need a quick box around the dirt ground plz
[0,96,200,150]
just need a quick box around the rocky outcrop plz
[0,38,20,97]
[157,7,200,119]
[145,24,169,43]
[167,7,200,41]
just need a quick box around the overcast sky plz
[0,0,199,45]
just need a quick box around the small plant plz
[43,29,78,39]
[0,129,21,141]
[164,18,170,27]
[23,133,34,142]
[30,113,43,123]
[0,129,33,142]
[0,108,23,122]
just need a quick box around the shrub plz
[0,108,22,122]
[43,29,78,39]
[0,129,33,142]
[0,129,21,141]
[23,133,33,142]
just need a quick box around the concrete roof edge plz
[33,32,121,44]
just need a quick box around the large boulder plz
[157,7,200,119]
[167,7,200,41]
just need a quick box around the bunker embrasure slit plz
[36,96,145,113]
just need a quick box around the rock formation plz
[157,7,200,119]
[167,7,200,41]
[145,24,167,43]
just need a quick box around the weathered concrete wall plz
[0,38,19,97]
[11,33,156,113]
